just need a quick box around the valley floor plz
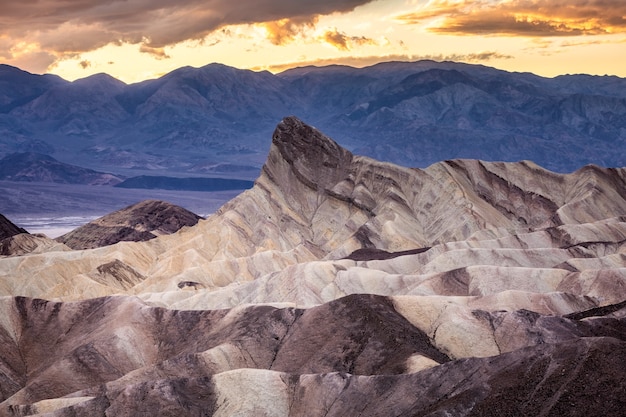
[0,181,243,236]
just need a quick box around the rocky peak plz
[71,73,127,91]
[0,213,27,240]
[263,116,353,193]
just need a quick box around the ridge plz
[262,116,353,193]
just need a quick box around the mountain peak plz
[263,116,353,192]
[72,72,126,88]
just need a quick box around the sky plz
[1,0,625,83]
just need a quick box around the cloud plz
[79,60,91,69]
[397,0,626,37]
[1,50,58,73]
[446,51,514,61]
[261,17,317,45]
[0,0,376,71]
[139,45,171,59]
[560,37,626,47]
[322,29,377,50]
[254,51,513,73]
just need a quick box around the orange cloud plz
[560,37,626,47]
[397,0,626,37]
[139,45,171,59]
[322,29,377,51]
[261,17,317,45]
[0,0,376,71]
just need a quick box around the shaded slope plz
[0,294,451,409]
[0,233,70,257]
[0,65,66,113]
[0,214,27,240]
[0,295,624,416]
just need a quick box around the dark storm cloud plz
[397,0,626,37]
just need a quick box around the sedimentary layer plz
[0,116,624,415]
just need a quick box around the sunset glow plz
[1,0,625,83]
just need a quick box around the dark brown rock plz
[343,246,431,261]
[1,294,625,416]
[265,116,354,194]
[56,199,202,249]
[0,213,27,240]
[285,338,626,417]
[269,294,451,375]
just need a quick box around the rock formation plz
[56,199,203,249]
[0,117,624,415]
[0,233,70,257]
[0,214,72,257]
[0,214,27,240]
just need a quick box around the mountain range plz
[0,152,123,185]
[0,117,624,415]
[1,61,625,176]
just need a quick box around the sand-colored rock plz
[0,117,625,415]
[0,233,70,257]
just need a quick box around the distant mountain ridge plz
[0,152,123,185]
[114,175,254,191]
[1,61,625,174]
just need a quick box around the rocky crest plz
[56,199,203,249]
[0,214,27,240]
[0,117,624,415]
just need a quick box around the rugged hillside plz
[0,117,624,415]
[0,233,70,257]
[1,61,625,174]
[0,214,27,240]
[0,65,65,113]
[0,211,70,257]
[56,200,203,249]
[1,296,624,416]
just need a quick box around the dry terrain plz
[0,117,625,416]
